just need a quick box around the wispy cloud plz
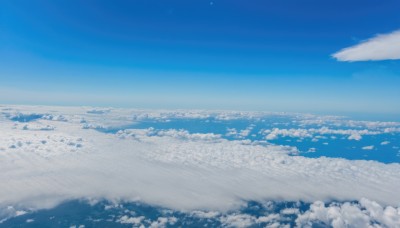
[333,30,400,61]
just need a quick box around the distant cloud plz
[362,145,374,150]
[262,127,384,141]
[307,148,316,153]
[332,30,400,61]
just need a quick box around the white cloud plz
[362,145,375,150]
[191,210,220,219]
[263,127,380,141]
[219,213,282,227]
[296,198,400,228]
[348,133,362,141]
[280,208,300,215]
[117,215,145,225]
[332,30,400,61]
[220,214,256,228]
[264,128,311,140]
[381,141,391,145]
[0,105,400,225]
[307,148,316,153]
[225,126,254,139]
[149,217,177,228]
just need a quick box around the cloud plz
[362,145,375,150]
[225,125,254,139]
[296,198,400,228]
[262,127,382,141]
[332,30,400,61]
[114,199,400,228]
[264,128,312,140]
[117,215,145,225]
[1,105,400,225]
[307,148,316,153]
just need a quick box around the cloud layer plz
[0,105,400,227]
[333,30,400,61]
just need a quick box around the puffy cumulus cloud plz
[0,122,85,157]
[116,128,224,143]
[348,133,362,141]
[225,128,238,137]
[220,214,264,227]
[155,129,222,142]
[264,128,312,140]
[218,199,400,227]
[117,215,145,225]
[0,105,400,225]
[3,104,400,135]
[219,213,285,227]
[116,214,178,228]
[296,116,400,132]
[225,126,255,139]
[2,121,56,132]
[263,127,381,141]
[149,217,178,228]
[332,30,400,61]
[281,208,300,215]
[296,198,400,228]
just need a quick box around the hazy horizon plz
[1,0,400,115]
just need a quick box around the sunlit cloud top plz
[333,30,400,62]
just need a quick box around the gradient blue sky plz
[1,0,400,116]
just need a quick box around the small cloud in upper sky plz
[332,30,400,62]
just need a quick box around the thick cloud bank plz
[0,105,400,226]
[333,30,400,61]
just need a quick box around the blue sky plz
[1,0,400,116]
